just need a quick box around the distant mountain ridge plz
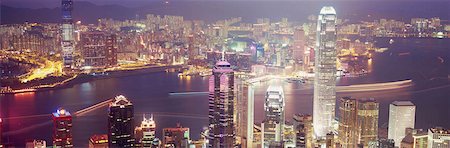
[1,1,137,24]
[1,1,449,25]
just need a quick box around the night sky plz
[1,0,449,24]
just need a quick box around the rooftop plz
[216,60,231,67]
[52,107,71,117]
[89,134,108,144]
[320,6,336,15]
[429,127,450,134]
[140,114,156,128]
[110,95,133,107]
[267,85,284,94]
[391,101,415,106]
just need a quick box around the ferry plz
[286,77,305,83]
[199,72,212,77]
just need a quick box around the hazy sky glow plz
[1,0,449,24]
[2,0,448,9]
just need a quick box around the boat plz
[286,77,305,83]
[389,39,394,44]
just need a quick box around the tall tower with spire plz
[208,58,235,147]
[313,6,337,139]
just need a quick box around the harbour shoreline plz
[0,65,184,94]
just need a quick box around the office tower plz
[338,98,379,148]
[52,108,73,148]
[427,127,450,148]
[135,114,156,148]
[261,85,285,147]
[81,31,117,67]
[108,95,135,148]
[313,6,337,138]
[368,139,395,148]
[26,140,46,148]
[61,0,75,68]
[412,130,428,148]
[162,124,190,148]
[235,78,254,148]
[293,28,305,63]
[339,97,358,148]
[208,59,235,147]
[106,34,118,66]
[388,101,416,147]
[326,132,337,148]
[293,114,313,148]
[283,123,296,148]
[89,134,108,148]
[188,35,197,61]
[400,128,427,148]
[357,98,379,147]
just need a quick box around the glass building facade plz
[208,60,235,148]
[388,101,416,147]
[262,85,285,147]
[108,95,135,148]
[313,6,337,138]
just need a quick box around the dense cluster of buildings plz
[339,17,447,38]
[1,0,449,84]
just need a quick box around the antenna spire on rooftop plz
[221,50,225,61]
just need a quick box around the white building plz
[135,114,156,147]
[235,78,255,148]
[313,6,337,138]
[388,101,416,147]
[428,127,450,148]
[262,85,285,147]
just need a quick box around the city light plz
[0,0,449,147]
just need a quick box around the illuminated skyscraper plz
[89,134,108,148]
[388,101,415,147]
[293,114,313,148]
[235,78,254,148]
[427,127,450,148]
[357,99,379,147]
[261,85,285,147]
[400,128,427,148]
[293,28,305,63]
[326,132,337,148]
[162,124,190,148]
[338,98,379,148]
[338,97,358,148]
[313,6,337,138]
[61,0,75,68]
[81,31,118,67]
[208,58,235,148]
[108,95,135,148]
[52,108,73,148]
[135,114,156,148]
